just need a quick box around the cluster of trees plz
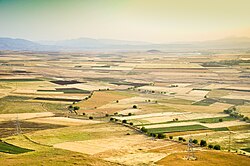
[224,106,249,122]
[140,127,166,139]
[68,105,80,114]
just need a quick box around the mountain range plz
[0,37,250,51]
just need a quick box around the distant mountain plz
[0,36,250,51]
[0,38,41,50]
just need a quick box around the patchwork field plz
[0,51,249,165]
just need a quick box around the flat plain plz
[0,50,249,165]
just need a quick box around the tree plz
[110,117,114,121]
[178,137,183,141]
[219,118,223,122]
[116,100,119,103]
[141,127,147,133]
[213,145,221,150]
[122,120,127,123]
[68,105,73,113]
[73,106,80,114]
[169,136,173,140]
[89,116,93,120]
[133,105,137,109]
[129,122,133,125]
[82,112,86,116]
[182,138,186,142]
[105,114,109,117]
[157,133,166,139]
[128,113,132,116]
[200,140,207,147]
[192,139,198,144]
[208,144,214,149]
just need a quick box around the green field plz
[146,125,208,134]
[0,141,33,154]
[241,148,250,153]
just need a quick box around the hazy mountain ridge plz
[0,37,250,51]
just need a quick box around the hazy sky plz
[0,0,249,43]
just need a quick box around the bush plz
[141,127,147,133]
[116,100,119,103]
[129,122,133,125]
[89,116,93,120]
[157,133,166,139]
[208,144,214,149]
[213,145,221,150]
[219,118,223,122]
[115,119,118,122]
[110,117,114,121]
[105,114,109,117]
[178,137,183,141]
[128,113,132,116]
[150,133,157,137]
[82,113,86,116]
[243,117,249,121]
[133,105,137,109]
[192,139,198,144]
[182,138,186,142]
[122,120,127,123]
[169,136,173,140]
[200,140,207,147]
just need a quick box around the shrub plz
[182,139,186,142]
[169,136,173,140]
[110,117,114,121]
[219,118,223,122]
[208,144,214,149]
[243,117,249,121]
[89,116,93,120]
[129,122,133,125]
[116,100,119,103]
[141,127,147,133]
[213,145,221,150]
[128,113,132,116]
[157,133,166,139]
[133,105,137,109]
[114,112,118,115]
[200,140,207,147]
[150,133,157,137]
[105,114,109,117]
[122,120,127,123]
[178,137,183,141]
[192,139,198,144]
[115,119,118,122]
[82,113,86,116]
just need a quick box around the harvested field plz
[122,112,228,124]
[104,152,167,165]
[0,112,54,122]
[156,150,250,166]
[27,117,101,126]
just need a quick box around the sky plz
[0,0,250,43]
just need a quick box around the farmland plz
[0,50,249,165]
